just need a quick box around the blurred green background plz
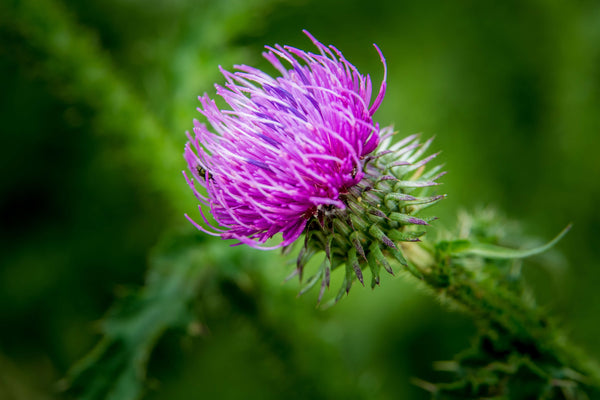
[1,0,600,399]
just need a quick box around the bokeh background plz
[1,0,600,399]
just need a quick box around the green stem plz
[402,240,600,394]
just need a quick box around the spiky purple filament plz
[184,31,387,248]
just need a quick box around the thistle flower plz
[184,31,445,302]
[184,30,387,248]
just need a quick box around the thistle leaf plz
[451,224,572,259]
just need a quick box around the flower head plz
[184,30,387,248]
[184,31,445,304]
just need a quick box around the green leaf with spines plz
[347,247,364,286]
[384,192,418,202]
[389,230,426,242]
[317,255,331,303]
[389,212,435,225]
[332,217,352,236]
[408,137,434,162]
[407,194,447,214]
[367,250,381,288]
[419,164,445,180]
[388,246,409,267]
[298,259,325,296]
[370,242,394,275]
[368,224,396,249]
[393,179,440,189]
[401,152,440,174]
[349,231,367,261]
[349,213,369,231]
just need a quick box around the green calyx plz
[287,134,446,305]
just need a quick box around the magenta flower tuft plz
[184,30,387,249]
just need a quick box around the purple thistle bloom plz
[184,30,387,249]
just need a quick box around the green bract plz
[287,130,446,304]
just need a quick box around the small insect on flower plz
[183,30,387,249]
[195,165,212,181]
